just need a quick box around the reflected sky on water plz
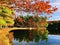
[13,35,60,45]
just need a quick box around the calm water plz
[13,35,60,45]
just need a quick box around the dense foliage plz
[0,4,15,28]
[13,15,48,42]
[0,0,58,14]
[14,15,48,27]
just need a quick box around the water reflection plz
[10,30,60,45]
[13,35,60,45]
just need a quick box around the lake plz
[13,35,60,45]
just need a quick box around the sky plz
[16,0,60,21]
[48,0,60,21]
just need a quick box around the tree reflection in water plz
[10,29,48,45]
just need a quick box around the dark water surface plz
[10,30,60,45]
[13,35,60,45]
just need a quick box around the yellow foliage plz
[0,29,11,45]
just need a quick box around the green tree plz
[0,4,15,28]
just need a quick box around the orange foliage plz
[0,0,58,15]
[17,17,24,22]
[9,32,14,42]
[7,0,58,15]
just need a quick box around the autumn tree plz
[0,0,57,15]
[0,0,58,43]
[0,2,15,28]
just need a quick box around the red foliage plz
[0,1,4,4]
[1,0,58,15]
